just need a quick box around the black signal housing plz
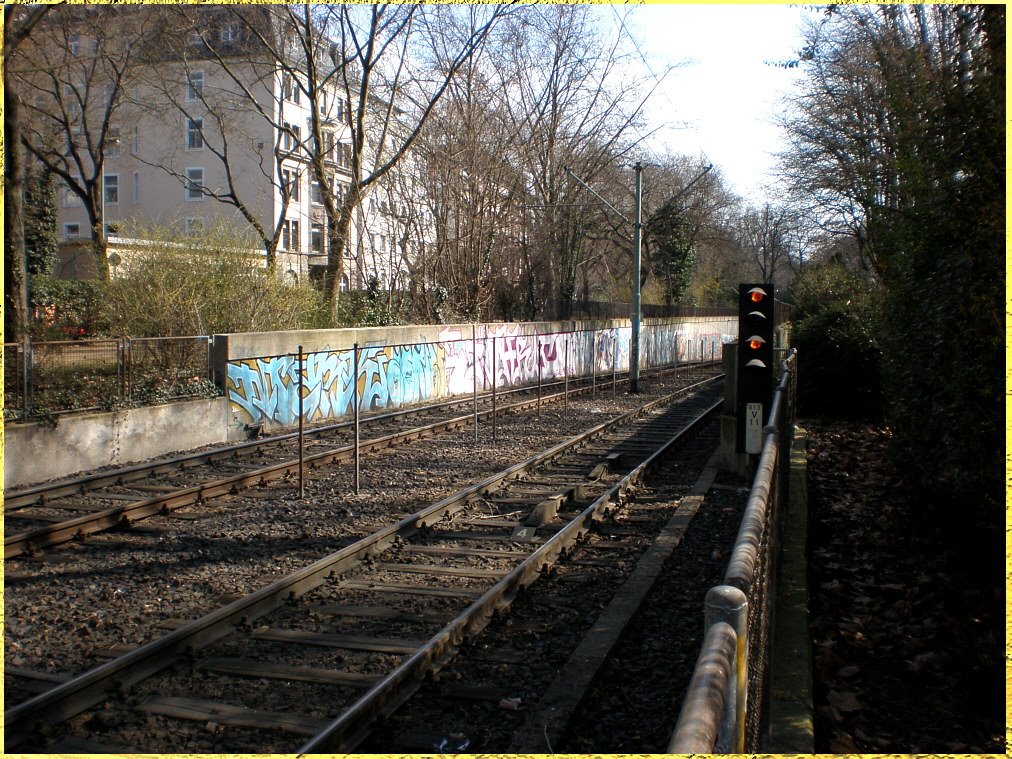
[736,283,775,452]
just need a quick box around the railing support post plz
[297,345,305,499]
[705,584,749,753]
[491,334,497,442]
[353,343,360,495]
[472,326,478,443]
[564,332,570,410]
[536,334,542,419]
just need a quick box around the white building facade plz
[42,5,421,291]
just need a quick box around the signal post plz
[720,283,777,472]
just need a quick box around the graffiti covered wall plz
[225,318,735,431]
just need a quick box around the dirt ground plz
[804,421,1005,753]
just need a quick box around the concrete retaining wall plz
[4,397,228,488]
[4,316,736,486]
[219,316,736,437]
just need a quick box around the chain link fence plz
[3,336,215,422]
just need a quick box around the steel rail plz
[299,392,724,753]
[3,377,567,510]
[4,377,721,749]
[5,359,710,512]
[4,369,710,559]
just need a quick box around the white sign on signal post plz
[745,402,763,454]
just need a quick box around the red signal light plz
[745,335,766,350]
[749,287,767,304]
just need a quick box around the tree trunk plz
[4,83,29,339]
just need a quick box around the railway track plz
[5,363,713,559]
[6,377,724,753]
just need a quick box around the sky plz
[605,3,812,202]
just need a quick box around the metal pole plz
[592,330,597,395]
[491,335,497,442]
[536,334,542,419]
[564,332,569,410]
[353,342,360,494]
[630,161,643,393]
[612,332,617,397]
[21,335,30,418]
[472,325,478,443]
[700,338,704,372]
[297,345,305,498]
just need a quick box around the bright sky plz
[609,3,812,203]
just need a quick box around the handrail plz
[667,621,738,753]
[669,348,797,753]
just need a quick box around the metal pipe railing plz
[669,348,797,753]
[668,620,739,753]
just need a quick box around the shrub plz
[789,263,882,418]
[103,221,332,337]
[29,275,108,339]
[337,276,402,327]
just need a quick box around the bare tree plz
[496,6,660,318]
[738,202,796,284]
[4,3,52,338]
[9,6,159,280]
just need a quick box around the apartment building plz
[22,4,420,290]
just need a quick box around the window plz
[332,179,346,206]
[185,217,204,236]
[282,73,300,104]
[104,174,119,205]
[132,171,140,203]
[63,223,81,239]
[63,181,82,208]
[336,142,351,169]
[188,28,205,47]
[310,179,322,205]
[282,122,301,152]
[282,219,300,251]
[184,167,204,200]
[69,34,80,56]
[311,223,324,254]
[186,71,204,101]
[62,85,81,119]
[322,130,336,161]
[186,117,203,150]
[282,167,300,203]
[106,125,122,156]
[220,24,240,44]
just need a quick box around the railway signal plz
[736,283,775,453]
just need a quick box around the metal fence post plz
[564,332,569,410]
[487,333,491,445]
[704,584,749,753]
[592,330,598,395]
[298,345,305,499]
[611,332,617,397]
[21,335,31,418]
[353,343,360,495]
[536,334,542,419]
[472,325,478,443]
